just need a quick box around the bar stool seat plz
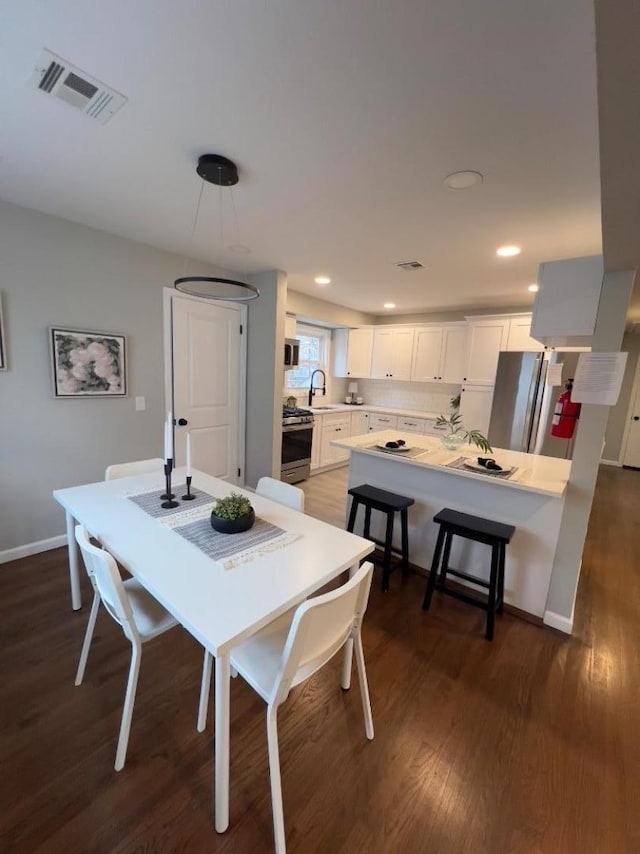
[422,507,515,640]
[347,484,414,592]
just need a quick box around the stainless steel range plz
[281,406,315,484]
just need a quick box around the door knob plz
[177,417,188,426]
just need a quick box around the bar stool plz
[422,508,515,640]
[347,484,414,592]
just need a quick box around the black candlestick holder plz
[182,475,196,501]
[161,460,178,508]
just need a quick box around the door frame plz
[620,351,640,466]
[162,287,248,482]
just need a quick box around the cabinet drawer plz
[398,417,425,433]
[369,413,398,431]
[423,420,441,437]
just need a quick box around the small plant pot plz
[210,508,255,534]
[440,433,467,452]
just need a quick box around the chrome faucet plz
[308,369,327,407]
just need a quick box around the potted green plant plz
[210,491,255,534]
[434,394,493,453]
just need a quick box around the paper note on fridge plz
[547,363,564,386]
[571,352,628,405]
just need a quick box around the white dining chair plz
[104,458,165,481]
[256,476,305,512]
[230,561,375,854]
[73,525,179,771]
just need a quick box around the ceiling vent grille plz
[30,49,127,124]
[394,260,425,272]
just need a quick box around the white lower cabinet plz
[351,409,370,436]
[368,413,398,432]
[398,416,425,434]
[310,416,321,470]
[423,419,442,437]
[319,414,351,466]
[459,384,495,437]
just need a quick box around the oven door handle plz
[282,423,314,432]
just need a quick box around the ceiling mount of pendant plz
[196,154,239,186]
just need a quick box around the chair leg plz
[74,589,101,686]
[346,497,358,533]
[114,639,142,771]
[353,631,374,740]
[497,541,506,615]
[266,705,287,854]
[400,508,410,576]
[381,511,394,592]
[438,532,453,585]
[423,525,445,610]
[486,544,500,641]
[197,649,213,732]
[363,504,372,540]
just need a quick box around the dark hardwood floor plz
[1,465,639,853]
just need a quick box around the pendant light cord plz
[181,178,207,279]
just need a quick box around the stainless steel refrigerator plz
[487,351,581,459]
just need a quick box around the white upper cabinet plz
[333,328,374,378]
[531,255,603,347]
[505,315,544,352]
[463,319,509,384]
[371,328,414,380]
[411,324,467,384]
[440,325,468,383]
[284,314,297,339]
[411,327,443,382]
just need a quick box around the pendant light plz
[174,154,259,301]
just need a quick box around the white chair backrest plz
[75,526,138,643]
[105,458,165,481]
[271,562,373,706]
[256,476,305,512]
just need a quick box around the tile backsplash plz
[352,379,460,413]
[284,376,459,414]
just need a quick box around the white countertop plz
[308,403,441,419]
[331,429,571,497]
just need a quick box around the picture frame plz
[50,327,127,398]
[0,293,6,371]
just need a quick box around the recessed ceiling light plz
[496,245,521,257]
[444,170,483,190]
[228,244,251,254]
[383,302,396,309]
[314,276,331,285]
[528,283,539,293]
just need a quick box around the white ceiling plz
[0,0,604,316]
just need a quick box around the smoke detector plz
[393,260,425,272]
[29,49,127,124]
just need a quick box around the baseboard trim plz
[543,609,573,634]
[0,534,68,565]
[600,458,622,467]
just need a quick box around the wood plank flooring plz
[1,465,639,853]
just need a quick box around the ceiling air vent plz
[393,260,425,272]
[29,49,127,124]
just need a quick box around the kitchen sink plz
[313,405,339,410]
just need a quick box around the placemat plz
[366,444,430,459]
[127,487,215,518]
[169,515,297,569]
[128,487,300,569]
[446,456,519,480]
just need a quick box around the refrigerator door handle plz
[520,353,545,452]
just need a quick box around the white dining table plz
[53,467,374,833]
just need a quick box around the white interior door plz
[171,294,244,482]
[622,362,640,468]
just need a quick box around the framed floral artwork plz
[50,327,127,397]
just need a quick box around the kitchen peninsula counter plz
[331,430,571,622]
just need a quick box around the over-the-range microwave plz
[284,338,300,368]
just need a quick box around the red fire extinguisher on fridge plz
[551,378,581,439]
